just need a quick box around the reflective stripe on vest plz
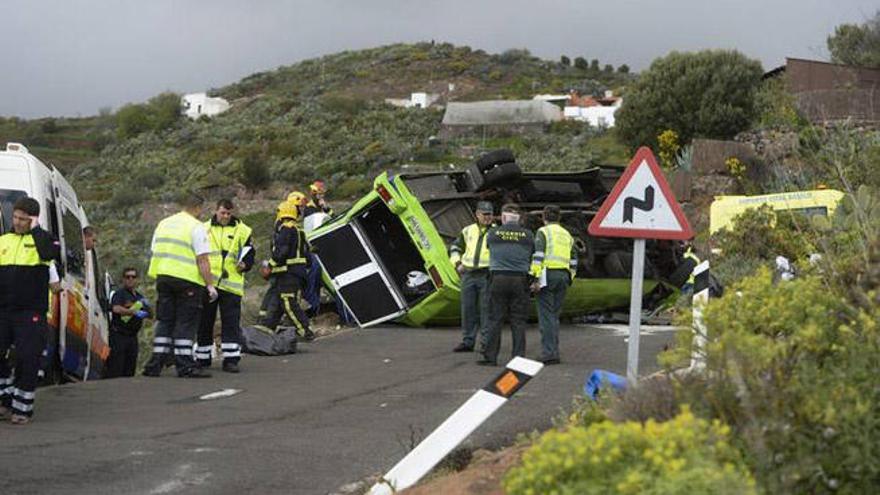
[0,233,49,267]
[459,223,491,269]
[148,212,204,286]
[532,224,574,271]
[205,221,253,296]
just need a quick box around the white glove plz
[207,285,219,302]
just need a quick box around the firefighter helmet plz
[309,180,327,195]
[276,200,299,221]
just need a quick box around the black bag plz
[241,326,297,355]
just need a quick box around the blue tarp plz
[584,369,627,400]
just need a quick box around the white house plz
[182,92,230,120]
[564,91,623,128]
[384,92,440,109]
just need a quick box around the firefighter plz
[304,180,333,217]
[143,191,216,378]
[479,204,534,366]
[0,197,60,424]
[261,200,314,341]
[196,199,255,373]
[530,205,577,365]
[449,201,494,353]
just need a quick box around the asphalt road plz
[0,323,676,495]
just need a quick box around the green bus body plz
[310,171,660,327]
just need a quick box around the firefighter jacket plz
[269,220,308,278]
[0,226,60,312]
[148,211,205,286]
[531,223,577,279]
[205,216,255,296]
[449,223,491,270]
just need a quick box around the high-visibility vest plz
[205,220,253,296]
[450,223,491,269]
[531,223,575,277]
[269,221,308,274]
[684,247,701,286]
[148,212,204,286]
[0,233,50,268]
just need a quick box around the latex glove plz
[456,263,466,275]
[134,310,149,319]
[207,285,219,302]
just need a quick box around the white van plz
[0,142,110,381]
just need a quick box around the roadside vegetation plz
[501,13,880,495]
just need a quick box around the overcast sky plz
[2,0,877,119]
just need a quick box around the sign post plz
[588,147,693,385]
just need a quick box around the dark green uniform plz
[481,221,534,365]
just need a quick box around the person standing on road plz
[261,200,315,341]
[479,204,534,366]
[105,267,152,378]
[143,192,216,378]
[0,197,60,424]
[301,182,332,318]
[530,205,577,365]
[449,201,494,353]
[196,199,255,374]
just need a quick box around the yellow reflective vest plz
[684,247,701,285]
[0,233,48,267]
[449,223,491,270]
[531,223,576,278]
[148,212,205,286]
[205,219,253,296]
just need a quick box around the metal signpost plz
[588,147,693,385]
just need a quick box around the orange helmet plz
[309,180,327,195]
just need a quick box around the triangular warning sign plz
[588,147,693,240]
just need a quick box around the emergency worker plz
[196,199,255,373]
[143,192,216,378]
[304,180,333,217]
[530,205,577,365]
[449,201,494,353]
[479,204,534,366]
[261,200,314,341]
[106,267,152,378]
[0,197,60,424]
[260,192,307,321]
[680,241,701,295]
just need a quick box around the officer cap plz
[475,201,493,214]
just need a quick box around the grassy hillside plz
[3,42,634,278]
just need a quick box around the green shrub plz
[616,50,763,149]
[665,264,880,493]
[504,407,756,495]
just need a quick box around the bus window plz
[61,206,86,281]
[0,188,28,234]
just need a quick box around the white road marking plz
[199,389,242,401]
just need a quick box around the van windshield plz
[0,189,28,234]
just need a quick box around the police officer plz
[479,204,534,366]
[0,197,60,424]
[143,192,216,378]
[449,201,494,353]
[106,267,152,378]
[530,205,577,365]
[261,200,314,341]
[196,199,255,373]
